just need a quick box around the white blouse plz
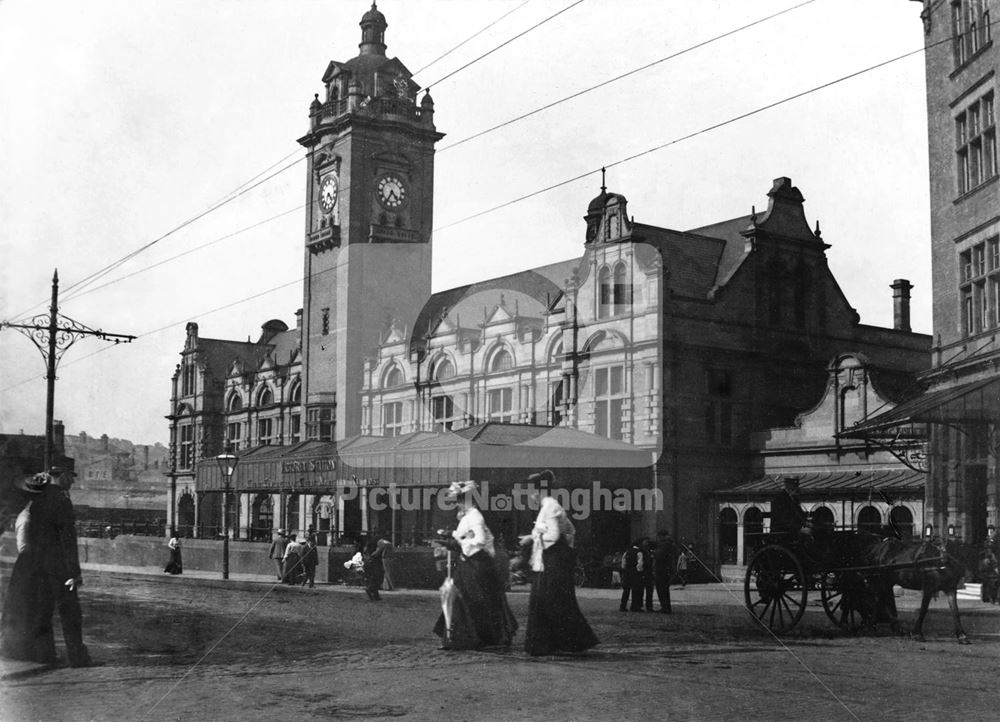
[452,506,495,558]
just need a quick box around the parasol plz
[439,548,456,644]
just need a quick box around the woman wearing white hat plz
[433,480,517,650]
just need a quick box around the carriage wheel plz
[744,544,807,634]
[820,571,874,633]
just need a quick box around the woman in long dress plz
[164,530,182,574]
[0,474,56,663]
[524,484,598,656]
[434,481,517,650]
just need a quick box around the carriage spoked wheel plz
[820,570,874,633]
[744,544,807,634]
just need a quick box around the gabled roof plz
[714,469,924,497]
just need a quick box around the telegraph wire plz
[422,0,587,89]
[25,2,821,309]
[437,0,819,153]
[411,0,533,77]
[432,33,946,233]
[12,1,577,317]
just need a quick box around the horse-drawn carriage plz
[743,529,969,642]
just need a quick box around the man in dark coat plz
[651,529,675,613]
[12,467,93,667]
[769,477,808,537]
[618,540,645,612]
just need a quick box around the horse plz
[863,537,970,644]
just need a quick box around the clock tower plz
[298,2,443,440]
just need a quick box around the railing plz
[78,520,163,538]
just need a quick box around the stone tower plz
[297,3,443,440]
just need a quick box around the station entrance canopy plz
[196,422,655,494]
[837,376,1000,471]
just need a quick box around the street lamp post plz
[216,451,239,580]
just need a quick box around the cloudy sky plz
[0,0,931,444]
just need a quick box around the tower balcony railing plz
[313,96,426,126]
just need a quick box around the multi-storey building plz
[168,3,931,557]
[851,1,998,545]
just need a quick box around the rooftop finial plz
[600,167,607,194]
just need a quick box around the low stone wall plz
[0,534,447,589]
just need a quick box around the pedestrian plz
[640,538,655,611]
[164,529,183,575]
[1,467,92,667]
[651,529,674,613]
[364,538,384,601]
[619,540,645,612]
[0,473,50,663]
[377,532,395,591]
[523,472,597,656]
[301,534,319,588]
[268,529,288,581]
[433,480,517,650]
[283,535,304,584]
[675,545,691,588]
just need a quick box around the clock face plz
[377,174,407,209]
[320,175,338,213]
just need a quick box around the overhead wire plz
[0,21,960,396]
[16,1,821,315]
[437,0,819,153]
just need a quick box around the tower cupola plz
[359,2,388,56]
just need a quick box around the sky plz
[0,0,932,445]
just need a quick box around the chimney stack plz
[891,279,913,332]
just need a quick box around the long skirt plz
[525,542,598,656]
[0,553,57,664]
[164,547,183,574]
[434,551,518,650]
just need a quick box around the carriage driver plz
[768,477,809,538]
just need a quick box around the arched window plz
[227,393,243,412]
[434,358,455,381]
[257,386,274,407]
[612,262,631,308]
[719,508,738,564]
[490,348,514,373]
[549,339,563,364]
[289,381,302,405]
[811,505,835,530]
[383,366,403,388]
[598,266,612,318]
[743,507,764,564]
[857,506,882,533]
[889,506,914,540]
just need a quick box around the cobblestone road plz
[3,571,999,721]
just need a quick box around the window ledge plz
[954,174,999,205]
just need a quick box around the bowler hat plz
[49,465,77,477]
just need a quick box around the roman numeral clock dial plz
[319,175,338,214]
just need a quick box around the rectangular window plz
[306,406,335,441]
[957,92,998,195]
[487,388,513,423]
[550,380,564,427]
[963,287,974,336]
[181,362,196,397]
[432,395,454,432]
[179,424,194,470]
[226,421,242,450]
[289,414,301,444]
[705,369,734,445]
[593,365,625,440]
[321,308,330,336]
[382,402,403,437]
[975,244,986,276]
[257,417,274,445]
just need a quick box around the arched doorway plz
[743,507,763,563]
[889,506,914,540]
[719,508,738,564]
[857,506,882,534]
[252,494,273,541]
[177,492,195,538]
[811,505,835,531]
[286,493,301,537]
